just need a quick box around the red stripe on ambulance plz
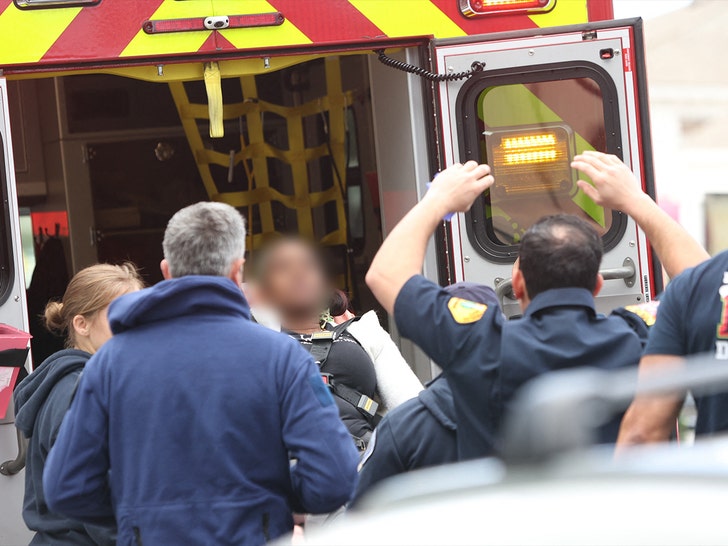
[267,0,384,42]
[42,0,165,62]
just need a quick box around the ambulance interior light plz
[486,126,574,196]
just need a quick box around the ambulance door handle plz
[495,278,516,309]
[494,257,637,310]
[600,258,636,288]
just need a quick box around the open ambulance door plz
[0,77,32,545]
[432,19,658,317]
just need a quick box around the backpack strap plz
[294,316,362,368]
[292,316,379,422]
[330,381,379,421]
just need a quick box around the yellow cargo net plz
[169,57,352,258]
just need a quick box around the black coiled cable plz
[375,50,485,82]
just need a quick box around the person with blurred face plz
[15,263,143,546]
[257,237,422,450]
[42,203,359,546]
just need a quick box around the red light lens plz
[460,0,555,17]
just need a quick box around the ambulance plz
[0,0,656,541]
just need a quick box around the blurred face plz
[260,241,329,319]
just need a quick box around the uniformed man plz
[352,282,496,505]
[366,152,708,460]
[615,257,728,438]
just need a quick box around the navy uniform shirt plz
[646,250,728,435]
[394,275,650,460]
[352,376,457,506]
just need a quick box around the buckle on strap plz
[356,394,379,417]
[320,372,334,388]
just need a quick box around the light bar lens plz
[460,0,555,17]
[500,133,563,166]
[486,127,574,196]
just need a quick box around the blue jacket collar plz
[524,287,596,317]
[109,276,250,334]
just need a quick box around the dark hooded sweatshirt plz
[352,375,457,505]
[14,349,115,546]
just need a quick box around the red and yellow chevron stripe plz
[0,0,607,73]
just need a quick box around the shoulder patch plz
[447,297,488,324]
[623,301,660,327]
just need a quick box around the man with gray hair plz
[43,202,360,545]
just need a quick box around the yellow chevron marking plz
[350,0,466,38]
[530,0,588,27]
[121,0,214,58]
[0,4,81,64]
[216,0,312,49]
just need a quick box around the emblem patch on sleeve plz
[624,301,660,327]
[447,297,488,324]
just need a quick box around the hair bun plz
[329,289,351,317]
[44,301,66,334]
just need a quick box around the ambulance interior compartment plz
[6,46,633,380]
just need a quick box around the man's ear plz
[512,268,527,301]
[593,273,604,297]
[72,314,90,338]
[228,257,246,286]
[160,259,172,280]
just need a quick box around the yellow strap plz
[239,75,275,235]
[204,62,224,138]
[168,81,220,199]
[178,94,352,124]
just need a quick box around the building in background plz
[644,1,728,255]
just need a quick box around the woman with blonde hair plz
[14,263,143,545]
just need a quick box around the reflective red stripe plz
[42,0,165,61]
[267,0,384,43]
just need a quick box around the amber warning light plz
[486,126,574,197]
[460,0,555,17]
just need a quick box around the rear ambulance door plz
[0,78,32,545]
[433,19,657,316]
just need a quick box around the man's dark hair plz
[518,214,603,300]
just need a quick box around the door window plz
[458,64,627,261]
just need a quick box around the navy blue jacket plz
[352,376,456,505]
[43,276,359,546]
[395,276,649,460]
[15,349,115,546]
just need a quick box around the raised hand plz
[423,161,494,217]
[571,151,645,214]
